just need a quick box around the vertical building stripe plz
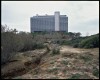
[55,11,60,31]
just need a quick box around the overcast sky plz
[1,1,99,36]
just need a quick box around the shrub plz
[47,67,58,73]
[58,37,85,46]
[46,45,50,52]
[73,43,79,48]
[79,53,92,62]
[1,25,45,64]
[61,60,68,65]
[93,67,99,77]
[59,40,71,45]
[36,43,45,49]
[1,32,23,64]
[69,73,82,79]
[18,32,34,52]
[79,34,99,48]
[51,48,60,56]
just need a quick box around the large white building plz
[30,11,68,32]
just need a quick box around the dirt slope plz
[1,45,99,79]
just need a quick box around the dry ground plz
[1,45,99,79]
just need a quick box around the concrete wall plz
[55,11,60,31]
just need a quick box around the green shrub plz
[58,37,86,47]
[73,43,79,48]
[69,73,91,79]
[46,45,50,52]
[59,40,71,45]
[79,53,92,62]
[1,32,24,64]
[79,34,99,48]
[47,67,58,73]
[1,25,45,64]
[36,43,45,49]
[61,60,68,65]
[69,73,82,79]
[51,48,60,56]
[57,33,99,49]
[93,67,99,77]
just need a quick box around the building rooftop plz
[32,15,67,18]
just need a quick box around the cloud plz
[1,1,99,36]
[69,18,99,36]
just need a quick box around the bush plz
[61,60,68,65]
[58,37,86,46]
[1,32,23,64]
[59,33,99,49]
[1,25,45,64]
[46,45,50,52]
[47,67,58,73]
[69,73,91,79]
[58,40,71,45]
[79,34,99,48]
[51,48,60,55]
[69,73,82,79]
[79,53,92,62]
[37,43,45,49]
[93,67,99,77]
[73,43,79,48]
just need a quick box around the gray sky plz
[1,1,99,36]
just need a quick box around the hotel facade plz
[30,11,68,32]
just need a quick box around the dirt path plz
[60,46,82,54]
[60,46,99,56]
[2,45,99,79]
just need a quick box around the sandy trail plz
[60,46,99,56]
[60,46,84,54]
[2,45,99,79]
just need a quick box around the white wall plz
[55,11,60,31]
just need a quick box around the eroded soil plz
[1,45,99,79]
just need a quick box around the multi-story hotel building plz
[30,11,68,32]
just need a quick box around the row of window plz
[31,16,68,32]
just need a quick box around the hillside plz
[1,44,99,79]
[1,26,99,79]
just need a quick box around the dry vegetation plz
[1,45,99,79]
[1,25,99,79]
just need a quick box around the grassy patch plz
[61,60,68,65]
[62,69,67,74]
[69,73,91,79]
[49,76,58,79]
[81,74,91,79]
[61,52,77,58]
[32,67,40,75]
[79,53,92,62]
[13,76,22,79]
[46,45,50,52]
[50,61,54,64]
[51,48,60,56]
[69,73,82,79]
[47,68,58,73]
[92,67,99,77]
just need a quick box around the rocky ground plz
[1,44,99,79]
